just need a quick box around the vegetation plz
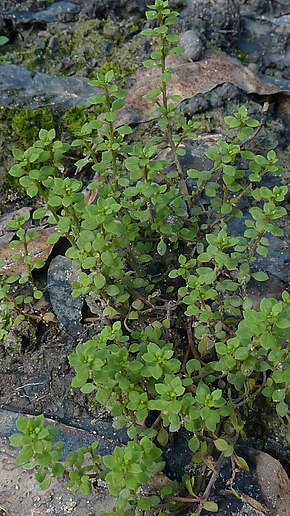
[0,1,289,514]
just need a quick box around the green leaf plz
[39,475,52,490]
[9,433,27,447]
[93,273,106,290]
[252,271,269,281]
[16,445,34,465]
[157,239,167,256]
[214,439,229,453]
[33,208,47,219]
[276,315,290,329]
[137,496,160,510]
[276,401,288,417]
[144,88,161,99]
[27,185,39,198]
[52,463,65,479]
[224,116,240,128]
[234,455,249,471]
[157,426,168,447]
[143,60,157,69]
[81,383,96,394]
[103,220,125,235]
[47,232,61,245]
[188,436,200,453]
[272,369,290,383]
[203,501,219,512]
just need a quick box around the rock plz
[0,409,116,516]
[179,30,204,62]
[247,450,290,516]
[228,217,289,284]
[237,15,290,71]
[10,1,81,24]
[93,0,146,18]
[115,51,290,127]
[47,255,84,335]
[184,0,241,49]
[0,64,100,109]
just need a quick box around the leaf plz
[9,433,26,447]
[276,401,289,417]
[157,426,169,447]
[93,273,106,290]
[16,445,34,465]
[234,454,249,471]
[275,316,290,329]
[203,501,219,512]
[103,220,125,235]
[0,228,59,276]
[157,239,167,256]
[272,369,290,383]
[252,271,269,282]
[188,436,200,453]
[81,383,96,394]
[214,438,229,452]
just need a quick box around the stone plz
[47,255,84,335]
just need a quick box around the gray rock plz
[0,63,100,108]
[11,1,81,23]
[184,0,241,49]
[228,217,289,284]
[237,16,290,71]
[47,255,84,335]
[179,30,203,62]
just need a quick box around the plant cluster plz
[2,1,289,514]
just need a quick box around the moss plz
[1,14,145,79]
[62,105,103,135]
[91,60,137,85]
[12,108,56,145]
[236,48,249,64]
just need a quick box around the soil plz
[0,1,289,515]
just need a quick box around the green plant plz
[12,108,56,145]
[5,0,290,514]
[0,36,9,46]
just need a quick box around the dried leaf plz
[240,493,269,514]
[0,227,59,276]
[0,207,32,245]
[115,51,290,126]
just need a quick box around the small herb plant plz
[3,0,289,514]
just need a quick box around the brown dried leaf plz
[0,208,32,245]
[116,51,290,126]
[240,493,269,514]
[0,227,59,276]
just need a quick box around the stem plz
[187,316,201,360]
[22,232,34,285]
[158,19,189,200]
[195,452,225,516]
[104,84,118,190]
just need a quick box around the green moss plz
[2,14,145,79]
[91,60,137,85]
[12,108,56,145]
[236,48,249,64]
[63,105,103,135]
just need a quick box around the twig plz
[195,452,225,516]
[171,496,200,503]
[187,317,201,360]
[240,102,269,147]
